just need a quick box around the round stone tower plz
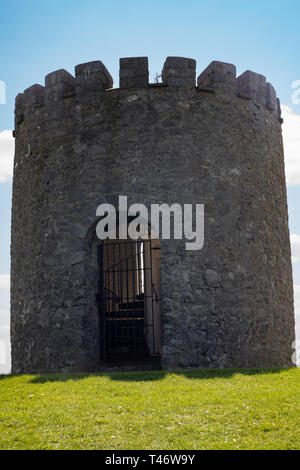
[11,56,295,373]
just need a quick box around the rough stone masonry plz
[11,56,295,373]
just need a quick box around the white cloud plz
[0,309,9,322]
[293,284,300,333]
[0,130,14,183]
[291,283,300,364]
[0,340,6,365]
[0,309,9,316]
[282,105,300,185]
[290,233,300,263]
[0,274,10,290]
[0,311,9,369]
[0,277,10,323]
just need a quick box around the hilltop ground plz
[0,368,299,450]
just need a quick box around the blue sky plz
[0,0,300,370]
[1,0,300,130]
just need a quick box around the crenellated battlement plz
[75,60,113,91]
[15,56,282,129]
[197,60,236,94]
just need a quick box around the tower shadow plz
[5,367,290,384]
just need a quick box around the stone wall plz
[11,56,295,372]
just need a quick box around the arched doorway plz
[97,237,161,363]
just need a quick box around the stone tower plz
[11,57,295,373]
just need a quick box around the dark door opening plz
[97,238,161,362]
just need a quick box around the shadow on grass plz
[0,367,292,384]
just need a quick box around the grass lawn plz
[0,368,299,450]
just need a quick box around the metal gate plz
[97,239,161,359]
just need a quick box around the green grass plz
[0,368,299,450]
